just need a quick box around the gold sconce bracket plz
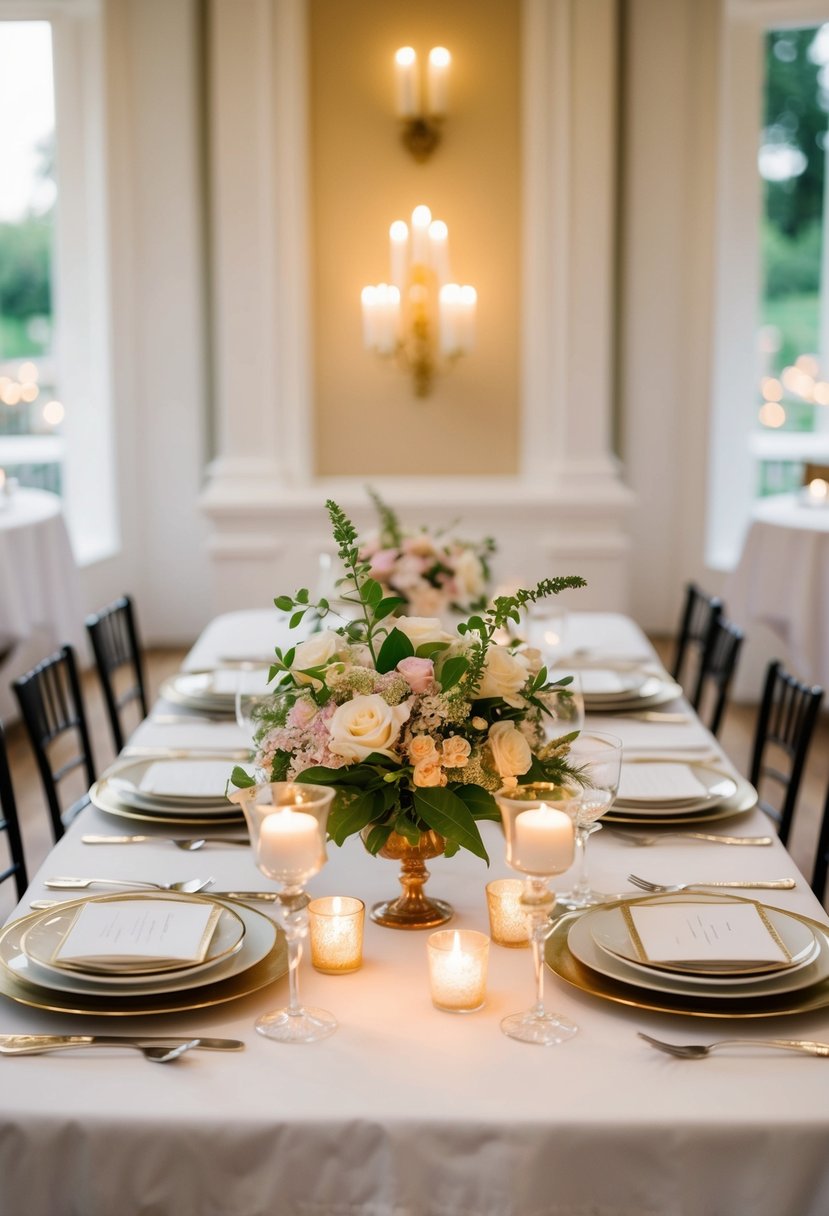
[400,117,443,163]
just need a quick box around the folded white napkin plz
[617,763,710,803]
[139,760,233,798]
[579,669,636,696]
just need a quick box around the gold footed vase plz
[367,829,453,929]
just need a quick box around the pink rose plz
[397,656,435,693]
[369,548,399,579]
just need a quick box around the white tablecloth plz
[1,612,829,1216]
[725,492,829,691]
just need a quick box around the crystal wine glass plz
[494,783,580,1046]
[558,731,623,909]
[538,671,584,740]
[230,781,336,1043]
[234,666,274,755]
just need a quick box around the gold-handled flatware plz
[82,835,249,851]
[638,1032,829,1059]
[43,876,214,893]
[0,1034,244,1059]
[627,873,796,893]
[608,830,773,847]
[621,712,690,724]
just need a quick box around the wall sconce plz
[361,205,476,398]
[394,46,450,162]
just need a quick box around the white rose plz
[290,630,340,688]
[477,644,530,705]
[453,549,486,602]
[487,721,533,779]
[327,694,411,763]
[394,616,452,650]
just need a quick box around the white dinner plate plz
[0,894,277,998]
[576,668,651,700]
[568,894,829,1000]
[21,893,247,984]
[105,756,231,809]
[160,669,271,713]
[588,898,819,985]
[603,772,758,826]
[613,760,739,814]
[89,778,244,826]
[583,677,684,713]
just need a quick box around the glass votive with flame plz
[486,879,530,948]
[308,896,365,974]
[427,929,490,1013]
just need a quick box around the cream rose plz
[441,735,471,768]
[412,757,447,787]
[327,694,411,763]
[453,549,486,602]
[394,616,452,650]
[477,644,530,705]
[487,721,532,780]
[290,630,340,689]
[408,734,438,764]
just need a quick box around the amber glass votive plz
[486,879,530,948]
[307,897,365,974]
[427,929,490,1013]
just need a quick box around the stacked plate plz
[574,665,683,713]
[0,891,287,1015]
[547,892,829,1018]
[90,755,246,827]
[160,668,271,715]
[605,757,757,826]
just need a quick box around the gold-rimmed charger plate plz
[546,895,829,1018]
[603,773,758,826]
[89,779,244,828]
[0,897,287,1016]
[584,678,684,713]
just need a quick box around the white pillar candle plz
[439,283,462,355]
[394,47,419,118]
[308,896,365,973]
[427,930,489,1012]
[427,47,451,116]
[411,205,432,266]
[428,219,449,284]
[512,805,574,874]
[258,807,321,880]
[389,220,409,291]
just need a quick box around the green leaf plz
[289,609,307,629]
[438,655,469,692]
[275,596,294,612]
[294,765,348,785]
[443,839,460,858]
[374,596,406,621]
[296,588,309,604]
[394,813,423,846]
[454,783,501,822]
[375,627,414,674]
[364,824,393,854]
[415,641,451,659]
[362,578,383,608]
[414,787,489,863]
[327,790,382,847]
[230,765,255,789]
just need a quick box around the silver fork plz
[638,1032,829,1059]
[609,830,773,847]
[82,836,249,851]
[627,874,795,893]
[43,876,214,893]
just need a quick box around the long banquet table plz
[2,611,829,1216]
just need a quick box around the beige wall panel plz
[309,0,520,476]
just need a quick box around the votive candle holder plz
[427,929,490,1013]
[486,879,530,948]
[308,896,365,974]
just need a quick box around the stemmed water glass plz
[494,783,580,1046]
[538,671,584,739]
[558,731,623,909]
[230,781,337,1043]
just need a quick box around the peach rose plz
[441,736,471,768]
[408,734,438,764]
[412,757,446,787]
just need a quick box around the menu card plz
[617,763,710,803]
[139,760,232,798]
[55,899,221,972]
[623,902,791,971]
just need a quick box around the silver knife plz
[0,1035,245,1054]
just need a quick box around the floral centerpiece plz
[357,488,495,617]
[232,502,586,890]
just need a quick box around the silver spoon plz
[82,835,249,851]
[43,877,214,893]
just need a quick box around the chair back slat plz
[672,583,723,703]
[0,723,28,899]
[13,645,96,842]
[749,661,823,846]
[694,616,744,738]
[86,596,147,752]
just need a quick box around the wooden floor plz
[2,640,828,921]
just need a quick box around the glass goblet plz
[525,603,569,662]
[558,731,623,910]
[230,780,336,1043]
[494,783,580,1046]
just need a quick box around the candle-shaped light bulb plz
[411,205,432,265]
[361,285,378,349]
[389,220,409,290]
[428,219,449,283]
[439,283,462,356]
[427,47,451,116]
[374,284,400,355]
[458,285,477,353]
[395,47,419,117]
